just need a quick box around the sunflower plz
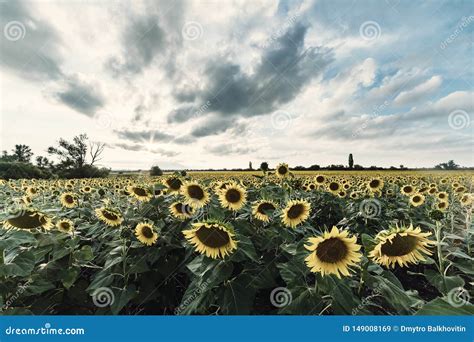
[81,186,93,194]
[56,218,74,233]
[252,200,277,222]
[95,207,123,227]
[218,183,247,211]
[183,221,237,259]
[369,224,435,268]
[135,222,158,246]
[181,181,210,208]
[314,175,326,185]
[305,226,362,279]
[60,192,77,208]
[401,185,416,196]
[26,186,39,197]
[275,163,290,178]
[435,201,449,211]
[409,193,425,207]
[169,201,194,220]
[281,199,311,228]
[436,192,448,201]
[3,209,53,230]
[163,177,183,193]
[127,185,152,202]
[367,178,384,192]
[460,193,473,207]
[327,181,341,194]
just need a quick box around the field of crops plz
[0,165,473,315]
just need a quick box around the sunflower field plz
[0,165,473,315]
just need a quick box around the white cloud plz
[393,75,442,106]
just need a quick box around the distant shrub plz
[57,165,110,179]
[0,162,53,179]
[150,165,163,176]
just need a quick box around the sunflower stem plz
[435,221,444,276]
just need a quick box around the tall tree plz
[12,144,33,163]
[47,134,89,168]
[435,160,460,170]
[260,162,269,172]
[348,153,354,169]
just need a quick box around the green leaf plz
[60,267,80,289]
[0,230,37,250]
[416,298,474,315]
[0,251,35,277]
[25,278,55,295]
[111,286,137,315]
[222,274,256,314]
[73,245,94,264]
[424,269,464,294]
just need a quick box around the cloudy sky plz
[0,0,473,170]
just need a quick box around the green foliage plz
[0,162,53,179]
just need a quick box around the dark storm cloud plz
[208,143,256,156]
[111,142,179,157]
[1,1,107,116]
[168,23,333,136]
[167,105,198,124]
[115,128,174,143]
[190,117,237,138]
[173,135,196,145]
[106,14,165,76]
[54,77,105,117]
[0,1,63,81]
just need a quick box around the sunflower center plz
[133,187,148,196]
[278,166,288,175]
[102,210,119,221]
[329,182,339,191]
[258,202,275,214]
[65,195,74,203]
[370,180,380,188]
[167,178,182,190]
[287,204,304,219]
[316,237,348,263]
[380,234,418,256]
[413,196,421,203]
[188,185,204,200]
[196,225,230,248]
[225,189,241,203]
[141,226,154,239]
[403,186,413,193]
[7,211,43,229]
[316,176,325,183]
[61,222,70,229]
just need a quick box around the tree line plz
[0,134,109,179]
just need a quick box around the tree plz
[0,151,15,162]
[435,160,460,170]
[249,161,253,170]
[36,156,52,168]
[260,162,269,172]
[12,144,33,163]
[47,134,89,169]
[89,142,105,166]
[348,153,354,169]
[150,165,163,176]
